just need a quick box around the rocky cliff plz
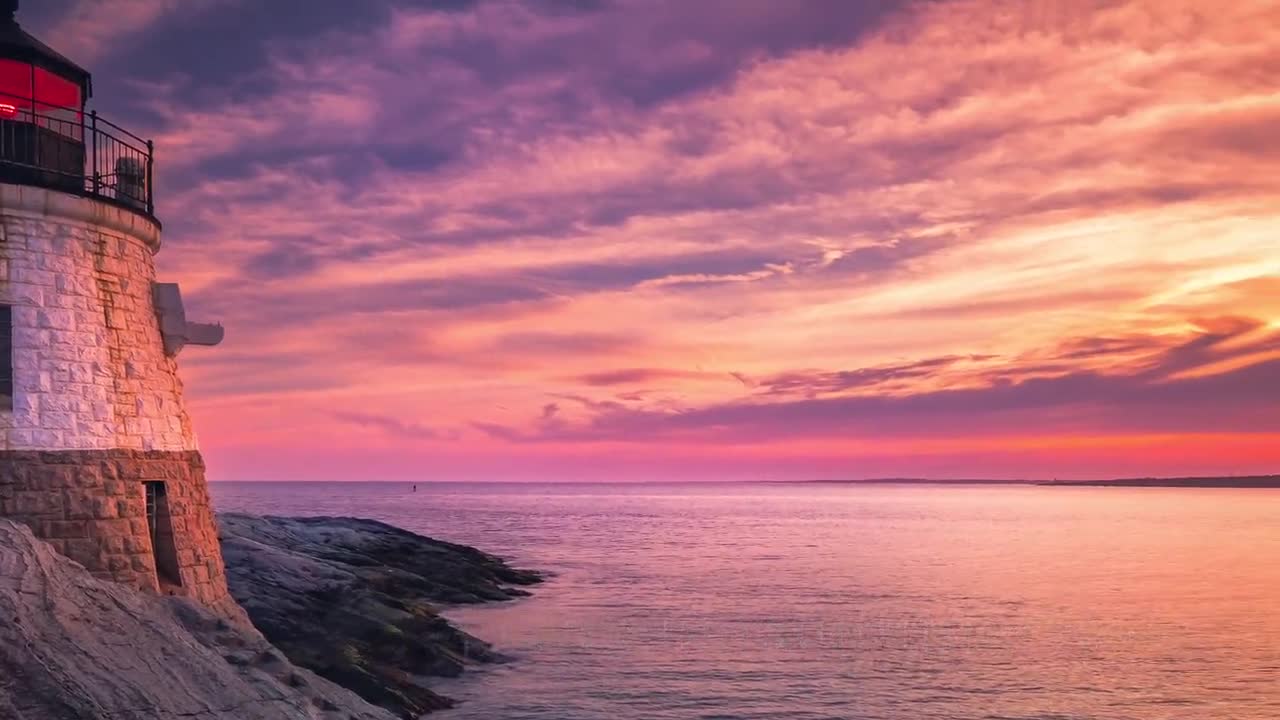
[0,519,395,720]
[217,514,543,717]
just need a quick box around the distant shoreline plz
[772,478,1033,485]
[1037,476,1280,488]
[779,476,1280,489]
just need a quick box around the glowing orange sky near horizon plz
[38,0,1280,481]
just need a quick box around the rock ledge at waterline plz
[218,513,544,716]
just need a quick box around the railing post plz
[146,139,155,216]
[90,110,99,195]
[29,64,37,169]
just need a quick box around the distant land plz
[782,478,1032,485]
[783,476,1280,488]
[1038,476,1280,488]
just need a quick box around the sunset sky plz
[25,0,1280,481]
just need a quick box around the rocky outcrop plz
[0,519,395,720]
[218,514,543,718]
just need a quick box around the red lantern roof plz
[0,0,92,103]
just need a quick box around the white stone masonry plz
[0,185,198,452]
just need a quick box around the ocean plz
[211,481,1280,720]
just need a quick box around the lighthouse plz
[0,0,234,613]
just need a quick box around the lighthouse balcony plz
[0,90,154,221]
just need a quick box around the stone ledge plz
[0,183,161,251]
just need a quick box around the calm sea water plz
[211,482,1280,720]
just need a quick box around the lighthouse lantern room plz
[0,0,152,212]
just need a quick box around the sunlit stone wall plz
[0,185,195,450]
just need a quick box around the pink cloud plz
[46,0,232,66]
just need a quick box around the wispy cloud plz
[332,411,443,441]
[45,0,232,66]
[475,319,1280,445]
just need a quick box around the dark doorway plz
[0,304,11,410]
[143,481,182,587]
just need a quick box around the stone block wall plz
[0,450,231,607]
[0,197,196,451]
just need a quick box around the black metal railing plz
[0,90,154,218]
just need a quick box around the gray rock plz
[0,519,396,720]
[217,513,543,717]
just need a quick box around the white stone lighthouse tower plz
[0,0,235,613]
